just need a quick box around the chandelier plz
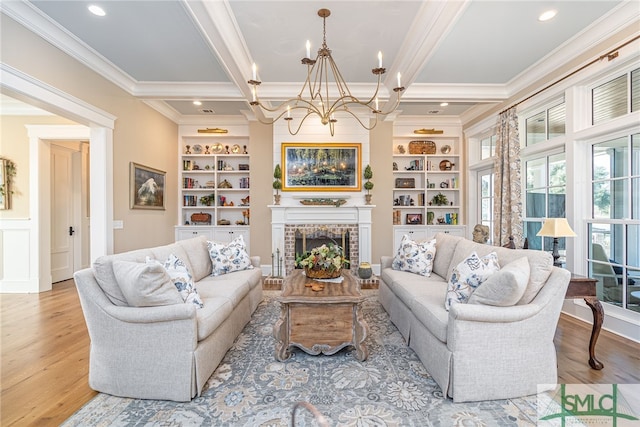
[248,8,405,136]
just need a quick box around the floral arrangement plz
[296,243,350,278]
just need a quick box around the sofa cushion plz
[468,257,530,307]
[150,244,194,278]
[407,282,450,343]
[196,269,260,307]
[179,235,212,282]
[445,251,500,310]
[392,235,436,277]
[196,297,234,341]
[207,235,253,276]
[445,238,554,305]
[433,232,463,279]
[147,254,204,309]
[93,248,152,306]
[112,260,183,307]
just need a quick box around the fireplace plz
[287,225,357,275]
[295,228,351,263]
[270,205,374,277]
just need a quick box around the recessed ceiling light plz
[193,101,202,106]
[538,9,557,22]
[440,102,449,107]
[88,5,106,17]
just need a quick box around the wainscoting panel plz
[0,220,39,292]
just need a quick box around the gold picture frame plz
[281,143,361,192]
[130,162,166,210]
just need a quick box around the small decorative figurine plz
[225,145,230,154]
[185,145,191,154]
[204,145,210,154]
[243,145,248,154]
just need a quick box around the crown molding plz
[141,100,181,123]
[1,0,138,94]
[133,82,242,99]
[506,2,640,96]
[404,83,508,102]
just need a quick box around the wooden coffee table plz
[273,269,368,362]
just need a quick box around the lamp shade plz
[536,218,577,238]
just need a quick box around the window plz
[588,133,640,312]
[525,101,566,146]
[524,152,567,252]
[592,67,640,125]
[479,168,494,243]
[480,134,497,160]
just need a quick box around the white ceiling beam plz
[387,0,471,91]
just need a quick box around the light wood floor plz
[2,280,639,426]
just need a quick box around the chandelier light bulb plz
[378,51,382,68]
[375,97,379,111]
[287,106,291,118]
[252,63,257,80]
[397,73,401,88]
[306,40,311,58]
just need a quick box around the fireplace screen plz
[295,228,350,266]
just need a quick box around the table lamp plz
[536,218,577,267]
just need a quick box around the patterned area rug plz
[63,291,538,426]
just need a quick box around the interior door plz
[51,144,75,282]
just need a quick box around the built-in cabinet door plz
[175,226,214,241]
[393,227,431,251]
[393,225,466,251]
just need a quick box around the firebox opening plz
[294,228,350,268]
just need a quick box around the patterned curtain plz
[493,107,523,247]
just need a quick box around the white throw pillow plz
[445,251,500,311]
[468,257,530,307]
[147,254,204,309]
[392,235,437,277]
[113,260,183,307]
[207,235,253,276]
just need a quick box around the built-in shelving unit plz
[391,130,465,248]
[175,126,251,250]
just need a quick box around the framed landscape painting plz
[130,162,166,210]
[281,143,361,192]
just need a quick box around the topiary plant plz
[363,164,374,195]
[273,164,282,195]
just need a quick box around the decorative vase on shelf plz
[365,194,372,205]
[274,194,281,205]
[358,262,373,279]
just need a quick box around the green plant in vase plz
[363,164,374,205]
[432,192,448,206]
[273,164,282,205]
[199,194,215,206]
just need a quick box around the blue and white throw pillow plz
[392,235,437,277]
[207,235,253,276]
[445,251,500,311]
[147,254,204,309]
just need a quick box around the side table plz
[565,274,604,370]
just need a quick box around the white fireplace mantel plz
[269,205,374,272]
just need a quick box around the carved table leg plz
[584,297,604,370]
[273,304,291,362]
[352,304,368,362]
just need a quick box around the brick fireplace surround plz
[269,205,374,280]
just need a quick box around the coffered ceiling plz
[1,0,635,122]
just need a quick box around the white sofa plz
[379,232,570,402]
[73,235,263,402]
